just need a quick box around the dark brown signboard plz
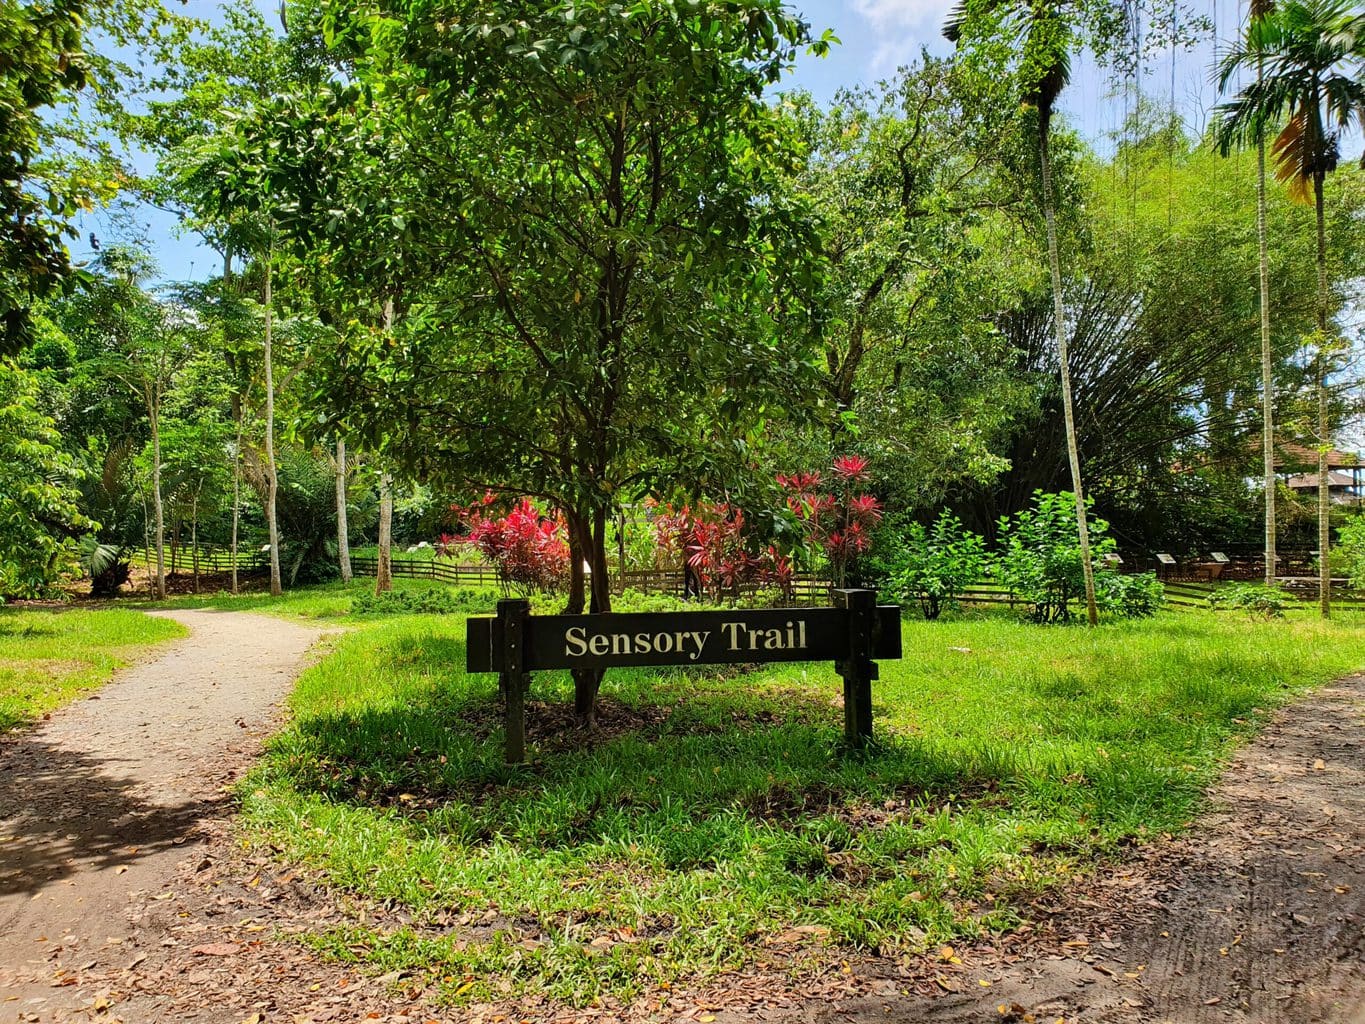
[466,590,902,764]
[467,605,901,673]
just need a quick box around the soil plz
[1,613,1361,1023]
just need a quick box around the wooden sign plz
[468,606,900,672]
[467,590,902,763]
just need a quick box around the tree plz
[781,61,1035,509]
[306,0,829,723]
[1216,0,1365,617]
[0,361,90,598]
[945,0,1106,625]
[0,0,90,356]
[59,249,191,599]
[1214,0,1282,588]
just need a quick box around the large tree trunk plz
[565,511,586,614]
[1257,128,1277,586]
[1040,124,1098,626]
[150,399,166,600]
[264,244,282,597]
[336,437,352,583]
[1315,171,1331,619]
[566,508,608,727]
[375,472,393,593]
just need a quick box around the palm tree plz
[1215,0,1279,588]
[946,1,1100,625]
[1215,0,1365,618]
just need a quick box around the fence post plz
[833,589,876,749]
[496,598,532,764]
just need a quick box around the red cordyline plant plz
[456,496,570,596]
[778,455,881,587]
[653,501,794,602]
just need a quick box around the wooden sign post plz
[467,590,902,763]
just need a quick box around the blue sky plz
[75,0,1320,282]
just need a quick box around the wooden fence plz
[130,547,269,574]
[134,545,1365,612]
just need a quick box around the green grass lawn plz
[0,607,186,732]
[233,604,1365,1006]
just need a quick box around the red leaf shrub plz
[779,456,881,587]
[459,497,570,595]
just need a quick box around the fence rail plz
[130,547,269,574]
[128,546,1365,612]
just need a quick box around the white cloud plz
[852,0,956,30]
[848,0,957,73]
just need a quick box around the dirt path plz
[0,609,329,1021]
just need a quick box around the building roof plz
[1274,442,1365,470]
[1286,470,1359,490]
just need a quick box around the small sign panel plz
[1156,553,1177,565]
[468,606,902,673]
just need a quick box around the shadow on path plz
[0,732,215,898]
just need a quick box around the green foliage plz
[994,490,1119,623]
[352,587,499,617]
[1334,514,1365,590]
[1099,572,1165,619]
[0,0,91,355]
[783,60,1032,503]
[875,511,987,620]
[1214,0,1365,203]
[0,362,91,599]
[1207,583,1290,619]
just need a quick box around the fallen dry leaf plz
[191,943,240,957]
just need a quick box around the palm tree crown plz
[1214,0,1365,201]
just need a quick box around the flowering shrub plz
[459,497,570,596]
[778,455,882,587]
[653,501,794,601]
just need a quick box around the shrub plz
[464,498,570,596]
[994,491,1124,624]
[1206,583,1288,620]
[653,502,794,602]
[1334,514,1365,590]
[1099,572,1164,618]
[779,456,882,588]
[352,587,500,616]
[877,511,986,619]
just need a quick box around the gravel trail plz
[0,609,328,1019]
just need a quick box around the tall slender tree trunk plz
[225,246,241,596]
[264,243,282,597]
[374,296,395,595]
[150,398,166,600]
[1256,127,1277,586]
[1314,171,1331,619]
[231,418,241,595]
[336,438,352,583]
[141,492,152,596]
[1040,126,1098,626]
[191,488,200,594]
[375,472,393,593]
